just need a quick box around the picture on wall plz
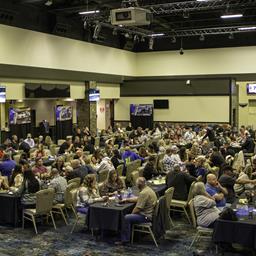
[130,104,153,116]
[9,107,31,125]
[56,105,72,121]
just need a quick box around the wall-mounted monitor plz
[0,86,6,103]
[247,83,256,94]
[154,99,169,109]
[88,89,100,101]
[130,104,153,116]
[25,83,70,98]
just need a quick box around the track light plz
[149,37,154,50]
[183,11,190,19]
[112,28,118,36]
[141,37,145,42]
[93,23,101,39]
[238,26,256,31]
[199,34,205,41]
[228,33,234,39]
[45,0,53,6]
[179,38,184,55]
[133,34,139,42]
[79,10,100,15]
[221,14,243,19]
[171,36,176,43]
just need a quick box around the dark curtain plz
[130,115,153,130]
[56,120,72,140]
[10,123,31,140]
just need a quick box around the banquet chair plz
[131,199,160,247]
[22,188,56,234]
[94,137,100,148]
[116,164,124,177]
[52,182,77,225]
[188,199,218,253]
[131,170,139,186]
[137,166,144,177]
[164,187,175,227]
[57,139,66,146]
[67,177,81,187]
[126,159,141,184]
[13,154,21,164]
[98,169,108,183]
[169,182,195,224]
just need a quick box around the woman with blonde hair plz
[77,174,107,208]
[193,182,220,228]
[100,169,125,196]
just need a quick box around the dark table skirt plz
[213,219,256,249]
[88,202,134,231]
[0,194,21,227]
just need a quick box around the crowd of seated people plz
[0,122,256,247]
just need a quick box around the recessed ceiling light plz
[79,10,100,15]
[238,26,256,31]
[221,14,243,19]
[149,33,165,37]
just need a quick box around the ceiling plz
[1,0,256,52]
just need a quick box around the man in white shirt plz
[184,127,194,142]
[24,133,35,148]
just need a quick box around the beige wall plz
[136,46,256,77]
[238,81,256,128]
[0,24,136,76]
[1,24,256,78]
[97,83,120,99]
[114,96,230,123]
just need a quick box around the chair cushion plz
[134,222,152,227]
[24,208,36,215]
[52,203,65,209]
[197,226,213,233]
[170,199,187,207]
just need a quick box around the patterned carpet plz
[0,215,253,256]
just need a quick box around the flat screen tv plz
[0,86,6,103]
[247,83,256,94]
[154,99,169,109]
[88,89,100,101]
[130,104,153,116]
[25,83,70,98]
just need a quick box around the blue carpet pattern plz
[0,216,253,256]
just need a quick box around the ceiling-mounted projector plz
[110,7,151,26]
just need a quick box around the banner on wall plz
[56,105,72,121]
[130,104,153,116]
[9,107,31,125]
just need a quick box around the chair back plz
[49,144,57,156]
[116,164,123,177]
[188,199,197,228]
[164,187,174,209]
[54,147,60,155]
[67,177,81,187]
[131,170,139,186]
[35,188,55,215]
[94,137,100,148]
[98,182,104,194]
[187,182,196,202]
[57,139,66,146]
[64,182,78,207]
[70,188,78,207]
[137,166,144,177]
[13,154,21,164]
[98,169,108,183]
[126,159,141,183]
